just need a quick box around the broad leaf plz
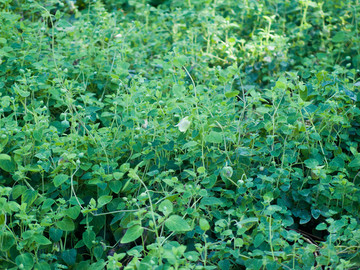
[53,174,68,187]
[205,131,222,144]
[16,253,34,270]
[56,217,75,232]
[165,215,191,232]
[62,249,77,265]
[199,218,210,231]
[121,225,144,244]
[98,195,113,207]
[0,154,15,172]
[349,156,360,168]
[159,200,173,216]
[83,230,96,249]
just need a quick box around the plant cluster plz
[0,0,359,269]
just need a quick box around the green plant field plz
[0,0,360,269]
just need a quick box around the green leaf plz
[16,253,34,270]
[94,245,104,260]
[113,172,124,180]
[205,131,222,144]
[53,174,68,187]
[56,217,75,231]
[110,74,119,80]
[65,206,81,219]
[165,215,191,232]
[159,200,173,216]
[182,141,198,149]
[0,213,5,226]
[299,84,308,101]
[225,91,239,98]
[21,190,38,207]
[98,195,113,207]
[34,261,51,270]
[197,166,206,174]
[33,129,43,142]
[200,197,223,206]
[275,79,287,89]
[332,31,347,43]
[304,158,319,169]
[74,240,85,249]
[120,163,130,173]
[33,235,52,246]
[349,156,360,168]
[0,231,15,251]
[263,192,274,203]
[311,209,321,219]
[310,132,321,141]
[245,258,263,269]
[316,223,327,230]
[172,84,186,97]
[173,55,187,68]
[172,84,185,97]
[184,251,200,262]
[184,169,196,178]
[201,175,217,188]
[89,260,106,270]
[109,181,122,193]
[0,153,15,172]
[253,233,265,248]
[199,218,210,231]
[12,185,26,200]
[238,217,259,225]
[329,156,345,169]
[121,225,144,244]
[62,249,77,265]
[15,86,30,98]
[83,230,96,249]
[299,212,311,224]
[49,227,63,242]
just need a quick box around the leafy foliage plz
[0,0,359,269]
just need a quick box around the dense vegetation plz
[0,0,360,269]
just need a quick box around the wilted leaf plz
[175,117,191,132]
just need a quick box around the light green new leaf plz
[199,218,210,231]
[225,90,239,98]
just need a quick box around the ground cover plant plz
[0,0,360,269]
